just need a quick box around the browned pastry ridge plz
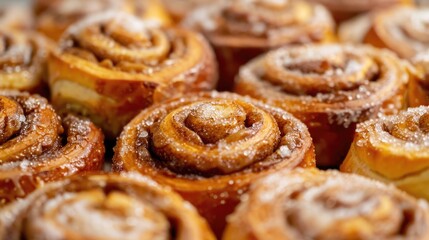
[308,0,413,22]
[341,106,429,201]
[224,169,429,240]
[0,91,104,205]
[113,91,315,236]
[0,28,50,94]
[35,0,171,41]
[183,0,335,91]
[339,6,429,59]
[48,12,217,138]
[235,44,408,168]
[0,173,215,240]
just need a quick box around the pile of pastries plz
[0,0,429,239]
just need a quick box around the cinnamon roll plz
[0,173,214,240]
[235,44,408,168]
[35,0,171,41]
[341,106,429,201]
[113,91,315,236]
[0,29,50,94]
[183,0,335,91]
[339,6,429,59]
[48,12,217,138]
[0,91,105,205]
[409,51,429,107]
[0,4,33,30]
[308,0,412,22]
[224,169,429,240]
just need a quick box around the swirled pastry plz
[0,91,104,205]
[224,169,429,240]
[339,6,429,59]
[0,173,214,240]
[113,91,315,236]
[48,12,217,138]
[341,106,429,201]
[235,44,408,168]
[183,0,335,90]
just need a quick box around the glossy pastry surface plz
[0,173,214,240]
[235,44,408,168]
[341,106,429,200]
[224,169,429,240]
[48,12,217,138]
[183,0,335,90]
[0,91,104,205]
[113,91,315,236]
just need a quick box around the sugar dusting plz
[232,169,426,239]
[33,191,168,239]
[358,106,429,151]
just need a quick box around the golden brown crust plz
[113,91,315,236]
[183,0,335,90]
[0,173,215,240]
[0,91,105,205]
[235,44,408,168]
[339,6,429,59]
[35,0,171,41]
[341,106,429,200]
[48,12,217,138]
[0,29,50,94]
[224,169,429,240]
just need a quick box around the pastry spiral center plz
[61,12,197,75]
[34,190,169,239]
[263,45,379,95]
[77,16,169,62]
[185,102,246,144]
[150,99,281,176]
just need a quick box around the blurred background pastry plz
[183,0,335,91]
